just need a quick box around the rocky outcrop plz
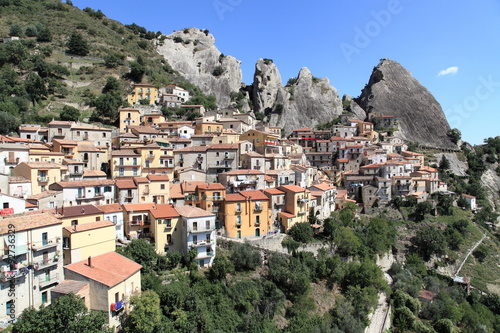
[252,60,343,134]
[155,28,247,110]
[435,153,468,177]
[343,94,366,121]
[359,59,455,149]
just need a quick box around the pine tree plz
[66,31,89,56]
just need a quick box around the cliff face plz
[359,59,455,149]
[252,59,343,134]
[155,28,246,110]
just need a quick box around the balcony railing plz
[33,256,60,270]
[110,300,125,312]
[189,239,214,247]
[297,198,309,204]
[4,157,19,165]
[31,237,61,251]
[254,205,263,212]
[38,273,59,289]
[298,211,307,216]
[0,268,29,282]
[224,153,235,160]
[208,164,231,169]
[129,220,150,226]
[206,196,224,201]
[147,153,155,159]
[38,176,49,183]
[188,225,214,233]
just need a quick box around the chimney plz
[87,256,92,267]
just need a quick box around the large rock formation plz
[252,59,343,134]
[359,59,455,149]
[155,28,246,110]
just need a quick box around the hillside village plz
[0,81,479,330]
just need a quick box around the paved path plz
[365,272,393,333]
[455,225,487,277]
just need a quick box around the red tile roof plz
[150,204,180,218]
[0,212,62,234]
[263,188,285,195]
[116,179,137,189]
[64,220,114,234]
[197,183,226,190]
[174,205,215,218]
[96,203,122,213]
[147,174,169,181]
[278,185,307,193]
[122,203,156,212]
[64,252,142,288]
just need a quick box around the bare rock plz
[155,28,245,110]
[359,59,456,149]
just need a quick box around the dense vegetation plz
[0,0,217,132]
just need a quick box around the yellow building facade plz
[127,84,158,106]
[223,190,271,238]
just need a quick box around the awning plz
[3,234,28,256]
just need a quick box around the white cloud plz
[438,66,459,76]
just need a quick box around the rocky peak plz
[359,58,455,148]
[155,28,245,110]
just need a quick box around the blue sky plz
[72,0,500,145]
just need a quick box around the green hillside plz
[0,0,212,131]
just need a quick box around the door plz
[237,230,241,239]
[255,228,260,237]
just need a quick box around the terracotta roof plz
[27,190,62,200]
[196,183,226,190]
[64,220,114,233]
[51,280,88,295]
[461,194,476,199]
[64,252,142,288]
[96,203,122,213]
[278,211,296,218]
[181,181,206,193]
[226,190,269,201]
[9,176,30,183]
[150,204,180,218]
[53,139,78,146]
[293,127,312,132]
[122,203,156,212]
[147,174,169,181]
[310,183,336,191]
[51,179,115,188]
[278,185,307,193]
[133,177,149,184]
[169,184,183,199]
[83,170,107,178]
[77,144,102,152]
[0,212,62,234]
[174,205,215,218]
[55,204,103,218]
[116,179,137,189]
[337,159,348,163]
[21,161,61,169]
[25,201,37,208]
[263,188,285,195]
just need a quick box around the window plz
[119,168,124,176]
[119,157,124,165]
[41,292,47,304]
[160,184,165,190]
[6,300,14,315]
[104,186,112,192]
[115,292,119,303]
[133,158,137,166]
[256,215,260,225]
[102,133,106,138]
[2,203,8,209]
[42,232,48,246]
[236,203,241,212]
[205,220,210,229]
[193,235,198,243]
[236,216,241,225]
[71,220,78,226]
[133,168,138,176]
[165,219,171,227]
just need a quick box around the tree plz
[208,254,234,281]
[415,201,433,220]
[472,244,489,263]
[439,155,450,171]
[67,31,89,56]
[9,24,22,37]
[59,105,80,121]
[12,293,111,333]
[334,227,361,257]
[36,26,52,42]
[102,76,121,94]
[287,222,313,243]
[117,239,158,273]
[0,111,19,135]
[447,128,461,144]
[104,52,124,68]
[413,225,446,261]
[230,241,261,271]
[125,290,161,333]
[128,61,145,82]
[24,72,47,104]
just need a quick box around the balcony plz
[4,157,19,165]
[224,153,235,160]
[0,268,29,282]
[69,170,83,176]
[189,239,214,247]
[208,164,231,169]
[297,198,309,204]
[298,211,307,216]
[129,219,150,226]
[188,225,214,233]
[143,189,150,195]
[196,251,215,259]
[76,193,104,200]
[31,237,61,251]
[110,300,125,312]
[206,196,224,201]
[212,206,220,213]
[33,256,60,270]
[254,205,263,212]
[38,176,49,183]
[38,272,59,289]
[147,153,155,159]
